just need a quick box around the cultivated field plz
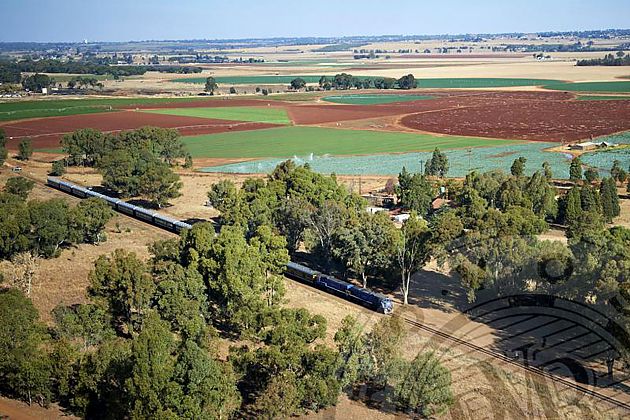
[544,81,630,92]
[181,126,517,158]
[3,88,629,179]
[1,110,281,149]
[323,94,435,104]
[144,106,292,124]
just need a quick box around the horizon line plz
[1,27,629,45]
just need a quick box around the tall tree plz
[542,161,553,180]
[28,198,71,257]
[569,157,583,182]
[561,186,583,226]
[18,138,33,161]
[61,128,109,167]
[0,128,7,167]
[510,157,527,177]
[126,313,177,419]
[89,249,155,334]
[0,289,52,406]
[397,74,417,89]
[290,78,306,90]
[0,192,31,258]
[22,73,52,91]
[600,177,620,223]
[332,211,398,288]
[396,167,434,216]
[425,148,449,178]
[138,162,182,208]
[523,171,557,219]
[611,160,628,184]
[69,198,114,244]
[395,213,431,305]
[204,77,218,94]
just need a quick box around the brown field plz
[400,95,630,142]
[2,89,629,152]
[1,110,281,149]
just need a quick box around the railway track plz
[23,171,630,414]
[403,317,630,413]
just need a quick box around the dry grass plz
[2,157,628,419]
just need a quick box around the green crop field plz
[544,81,630,93]
[416,78,560,88]
[577,95,630,100]
[323,94,434,105]
[0,97,221,121]
[144,106,291,124]
[181,126,519,158]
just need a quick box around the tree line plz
[0,59,202,84]
[316,73,418,90]
[577,51,630,66]
[0,220,452,417]
[59,127,190,207]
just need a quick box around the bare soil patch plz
[401,94,630,142]
[2,111,280,149]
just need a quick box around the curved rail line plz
[22,172,630,413]
[403,317,630,412]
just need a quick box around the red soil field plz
[2,110,280,149]
[287,91,576,125]
[1,90,625,150]
[400,97,630,142]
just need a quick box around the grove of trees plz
[317,73,419,90]
[0,217,450,417]
[0,178,114,261]
[60,127,187,207]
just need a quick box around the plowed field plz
[2,110,280,149]
[399,96,630,142]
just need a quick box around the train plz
[286,261,394,314]
[47,177,394,314]
[47,177,193,233]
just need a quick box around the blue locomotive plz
[286,261,394,314]
[47,177,393,314]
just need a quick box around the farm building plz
[570,141,617,151]
[366,206,388,214]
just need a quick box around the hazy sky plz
[1,0,629,42]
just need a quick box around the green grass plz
[0,97,221,121]
[544,81,630,93]
[143,106,291,124]
[181,126,519,158]
[416,78,561,88]
[323,94,434,105]
[577,95,630,100]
